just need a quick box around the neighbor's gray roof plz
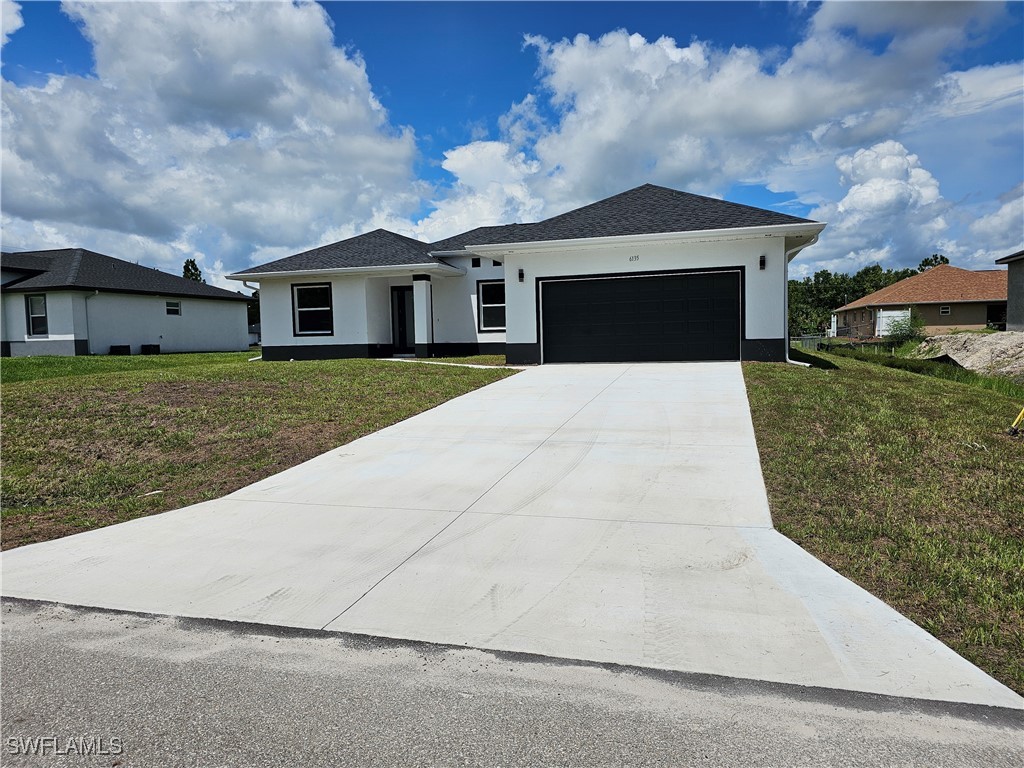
[1,249,249,301]
[430,184,815,251]
[238,229,435,275]
[237,184,818,275]
[995,249,1024,265]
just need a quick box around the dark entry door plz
[540,271,741,363]
[391,286,415,354]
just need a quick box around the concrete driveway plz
[2,363,1021,710]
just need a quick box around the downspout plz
[84,290,99,355]
[784,235,820,367]
[242,281,261,361]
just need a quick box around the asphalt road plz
[2,600,1020,768]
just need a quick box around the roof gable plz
[1,249,248,301]
[239,229,435,275]
[837,264,1008,310]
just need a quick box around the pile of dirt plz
[917,332,1024,380]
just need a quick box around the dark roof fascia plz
[995,249,1024,264]
[840,298,1007,310]
[456,221,825,253]
[0,284,250,302]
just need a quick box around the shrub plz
[885,311,925,346]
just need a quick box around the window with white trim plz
[25,294,48,336]
[292,283,333,335]
[166,301,181,316]
[939,306,951,316]
[477,280,506,331]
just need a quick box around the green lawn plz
[744,351,1024,695]
[0,351,255,384]
[1,354,514,549]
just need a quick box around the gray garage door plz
[540,271,741,363]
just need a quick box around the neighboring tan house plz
[830,264,1008,338]
[1,248,250,357]
[228,184,826,364]
[995,249,1023,331]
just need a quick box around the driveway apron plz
[2,363,1020,709]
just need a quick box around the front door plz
[391,286,415,354]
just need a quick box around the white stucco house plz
[229,185,826,364]
[1,248,250,357]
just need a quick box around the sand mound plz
[918,332,1024,380]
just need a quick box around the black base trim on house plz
[263,344,394,361]
[741,338,786,362]
[1,341,10,358]
[74,339,90,356]
[506,343,541,365]
[507,339,784,365]
[264,342,512,361]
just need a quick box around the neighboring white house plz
[1,249,250,357]
[229,185,826,364]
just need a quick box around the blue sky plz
[2,1,1022,286]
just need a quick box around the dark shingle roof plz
[237,229,435,275]
[1,249,248,301]
[432,184,815,250]
[429,224,537,252]
[238,184,819,275]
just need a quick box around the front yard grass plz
[744,351,1024,694]
[1,355,514,549]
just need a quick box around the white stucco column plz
[413,276,433,357]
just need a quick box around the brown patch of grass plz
[744,351,1024,695]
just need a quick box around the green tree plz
[787,263,919,337]
[247,290,260,326]
[917,253,949,271]
[182,258,205,283]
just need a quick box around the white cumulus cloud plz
[1,0,22,47]
[1,1,420,276]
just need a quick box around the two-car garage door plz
[540,271,741,363]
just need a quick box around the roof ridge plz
[66,248,87,285]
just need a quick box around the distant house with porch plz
[829,264,1007,338]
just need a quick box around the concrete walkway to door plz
[2,363,1021,710]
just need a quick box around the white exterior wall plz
[500,235,788,347]
[876,308,910,337]
[430,255,506,345]
[2,291,80,356]
[364,278,393,344]
[86,293,247,354]
[257,265,504,351]
[259,277,369,347]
